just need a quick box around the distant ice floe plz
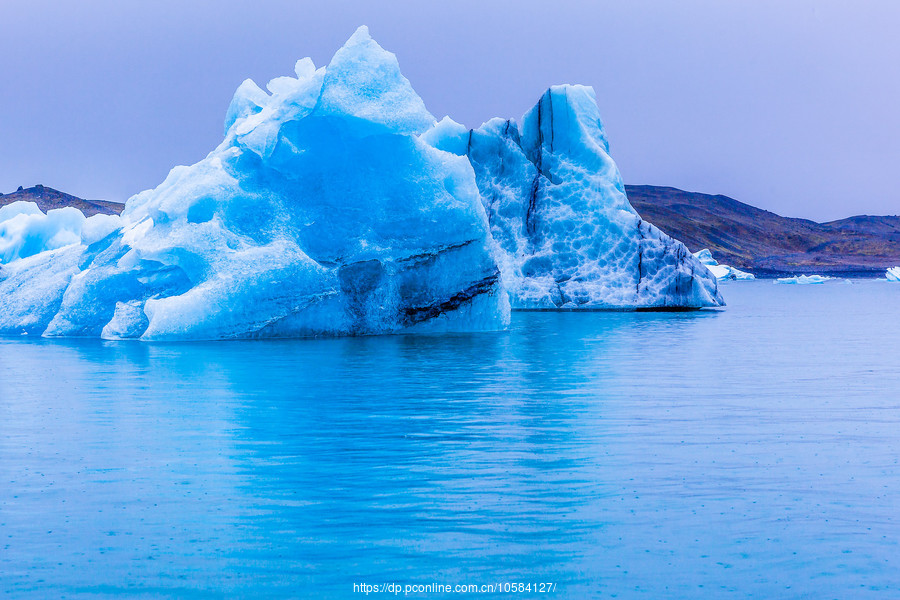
[692,249,755,281]
[774,275,833,285]
[886,267,900,281]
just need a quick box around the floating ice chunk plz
[423,87,723,309]
[693,248,718,266]
[886,267,900,281]
[774,275,833,284]
[0,28,506,340]
[692,249,755,281]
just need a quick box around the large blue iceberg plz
[1,27,507,339]
[0,27,721,340]
[422,87,723,309]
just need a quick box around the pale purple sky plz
[2,0,898,221]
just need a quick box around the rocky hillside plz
[627,185,900,277]
[1,185,123,217]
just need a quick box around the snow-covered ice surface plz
[886,267,900,281]
[0,27,508,339]
[422,89,723,309]
[774,275,833,285]
[692,249,755,281]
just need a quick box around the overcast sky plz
[2,0,898,221]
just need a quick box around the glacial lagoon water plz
[2,280,899,598]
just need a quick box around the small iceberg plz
[692,249,755,281]
[774,275,833,285]
[886,267,900,281]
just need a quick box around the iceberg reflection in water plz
[1,280,899,598]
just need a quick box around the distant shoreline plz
[4,183,897,278]
[628,184,899,277]
[1,184,123,218]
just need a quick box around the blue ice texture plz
[0,26,721,340]
[422,89,723,309]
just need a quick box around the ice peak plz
[347,24,373,44]
[521,85,611,164]
[316,26,435,134]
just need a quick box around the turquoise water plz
[2,280,899,598]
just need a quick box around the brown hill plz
[1,185,124,217]
[627,185,900,277]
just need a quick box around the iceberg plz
[886,267,900,281]
[0,27,508,339]
[421,89,723,309]
[774,275,833,285]
[692,248,717,266]
[0,27,722,340]
[692,248,755,281]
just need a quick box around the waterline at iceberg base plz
[0,27,721,341]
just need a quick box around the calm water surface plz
[2,281,899,598]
